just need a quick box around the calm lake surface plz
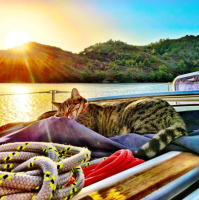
[0,83,173,126]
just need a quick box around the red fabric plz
[67,177,75,186]
[83,149,144,187]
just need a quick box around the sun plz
[5,30,31,49]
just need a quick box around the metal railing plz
[1,89,199,110]
[87,90,199,101]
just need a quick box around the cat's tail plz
[133,123,187,160]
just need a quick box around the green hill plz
[0,42,86,83]
[79,40,169,82]
[79,36,199,82]
[142,35,199,81]
[0,35,199,83]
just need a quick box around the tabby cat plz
[52,88,187,159]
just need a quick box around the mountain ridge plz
[0,35,199,83]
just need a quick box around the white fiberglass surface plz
[73,151,181,200]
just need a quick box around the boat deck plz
[74,152,199,200]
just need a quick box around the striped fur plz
[53,88,187,159]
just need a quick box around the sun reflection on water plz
[12,86,29,94]
[10,86,33,122]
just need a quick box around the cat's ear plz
[71,88,81,99]
[52,102,61,109]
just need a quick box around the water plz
[0,83,172,126]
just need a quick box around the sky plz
[0,0,199,53]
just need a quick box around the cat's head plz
[52,88,88,119]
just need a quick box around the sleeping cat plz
[52,88,187,159]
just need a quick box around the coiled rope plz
[81,149,145,187]
[0,142,91,200]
